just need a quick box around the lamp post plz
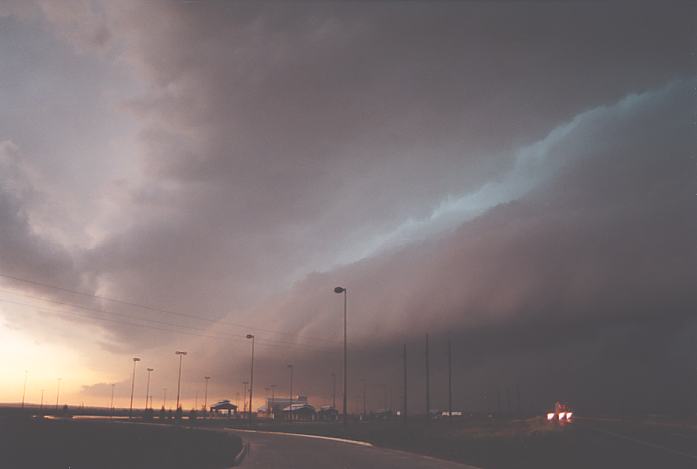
[203,376,211,412]
[55,378,61,412]
[288,364,294,422]
[21,370,27,409]
[110,383,115,418]
[129,357,141,418]
[40,389,44,412]
[145,368,154,410]
[175,351,187,410]
[163,388,167,409]
[334,286,348,426]
[246,334,255,425]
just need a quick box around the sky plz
[0,1,695,415]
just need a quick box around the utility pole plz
[162,388,167,410]
[288,364,294,422]
[402,344,408,425]
[425,334,430,423]
[270,384,276,417]
[145,368,154,410]
[40,389,44,412]
[110,383,115,418]
[129,357,141,418]
[448,338,453,423]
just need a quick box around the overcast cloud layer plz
[0,1,694,413]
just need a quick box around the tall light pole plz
[21,370,28,409]
[145,368,154,410]
[110,383,115,418]
[175,351,187,410]
[334,286,348,426]
[448,339,453,423]
[55,378,61,412]
[288,364,294,422]
[204,376,211,412]
[246,334,255,425]
[40,389,44,412]
[162,388,167,409]
[425,333,430,423]
[270,384,276,418]
[129,357,141,418]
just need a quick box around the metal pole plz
[343,289,347,426]
[288,364,294,422]
[163,388,167,409]
[270,384,276,417]
[425,334,430,423]
[40,389,44,411]
[175,351,187,410]
[110,384,115,418]
[145,368,154,410]
[55,378,61,412]
[204,377,211,412]
[21,370,27,409]
[247,334,255,425]
[129,357,140,418]
[403,344,408,425]
[448,339,453,423]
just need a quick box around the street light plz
[203,376,211,412]
[175,351,187,410]
[145,368,154,411]
[55,378,61,412]
[21,370,28,409]
[110,383,115,418]
[129,357,141,418]
[246,334,255,425]
[334,286,348,426]
[288,364,294,422]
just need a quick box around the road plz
[228,429,480,469]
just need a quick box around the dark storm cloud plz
[240,79,696,413]
[88,0,692,320]
[0,1,694,408]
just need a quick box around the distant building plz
[267,394,308,417]
[317,405,339,421]
[209,400,237,416]
[282,403,316,421]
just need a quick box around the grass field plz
[0,416,242,469]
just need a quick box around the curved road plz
[228,429,479,469]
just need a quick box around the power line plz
[0,271,340,345]
[0,297,337,354]
[0,287,332,351]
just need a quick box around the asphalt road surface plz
[228,429,480,469]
